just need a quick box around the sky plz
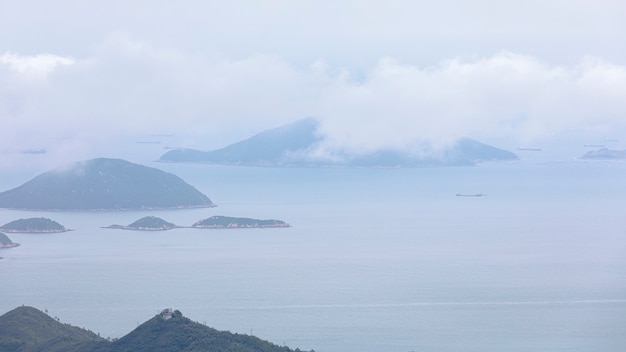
[1,0,626,169]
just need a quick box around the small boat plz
[456,193,485,197]
[517,147,542,151]
[20,149,46,154]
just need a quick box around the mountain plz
[0,232,20,248]
[0,306,102,352]
[161,118,321,166]
[159,118,517,167]
[105,216,178,231]
[0,217,68,233]
[0,306,310,352]
[0,158,215,210]
[581,148,626,159]
[192,216,290,228]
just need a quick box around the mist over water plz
[1,158,626,352]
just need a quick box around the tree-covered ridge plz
[0,306,102,352]
[0,232,20,248]
[0,217,68,233]
[0,158,215,210]
[0,306,312,352]
[192,216,290,228]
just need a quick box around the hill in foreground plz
[159,118,518,167]
[0,158,215,210]
[0,306,310,352]
[0,218,68,233]
[0,306,101,352]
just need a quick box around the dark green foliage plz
[0,217,67,233]
[0,306,102,352]
[0,158,215,210]
[0,306,310,352]
[126,216,177,230]
[108,311,301,352]
[192,216,290,228]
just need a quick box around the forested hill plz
[0,158,215,210]
[0,306,312,352]
[0,306,102,352]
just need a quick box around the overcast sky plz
[1,0,626,169]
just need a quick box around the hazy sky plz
[1,0,626,168]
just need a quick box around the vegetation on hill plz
[0,306,102,352]
[104,216,177,231]
[0,306,311,352]
[0,158,215,210]
[192,216,290,228]
[0,218,68,233]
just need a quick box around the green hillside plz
[0,306,102,352]
[0,217,68,233]
[0,307,311,352]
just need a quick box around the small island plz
[0,217,69,233]
[104,216,178,231]
[581,148,626,160]
[104,215,291,231]
[0,232,20,249]
[191,216,290,229]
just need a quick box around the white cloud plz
[1,34,625,171]
[0,52,75,78]
[315,53,626,153]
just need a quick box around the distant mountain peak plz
[159,118,517,167]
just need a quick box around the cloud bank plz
[1,35,626,168]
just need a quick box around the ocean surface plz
[2,156,626,352]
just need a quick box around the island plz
[105,215,291,231]
[0,158,215,210]
[104,216,178,231]
[0,306,310,352]
[191,216,290,229]
[0,217,69,233]
[0,232,20,249]
[581,148,626,160]
[159,118,518,167]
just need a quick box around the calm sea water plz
[1,158,626,352]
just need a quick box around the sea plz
[1,146,626,352]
